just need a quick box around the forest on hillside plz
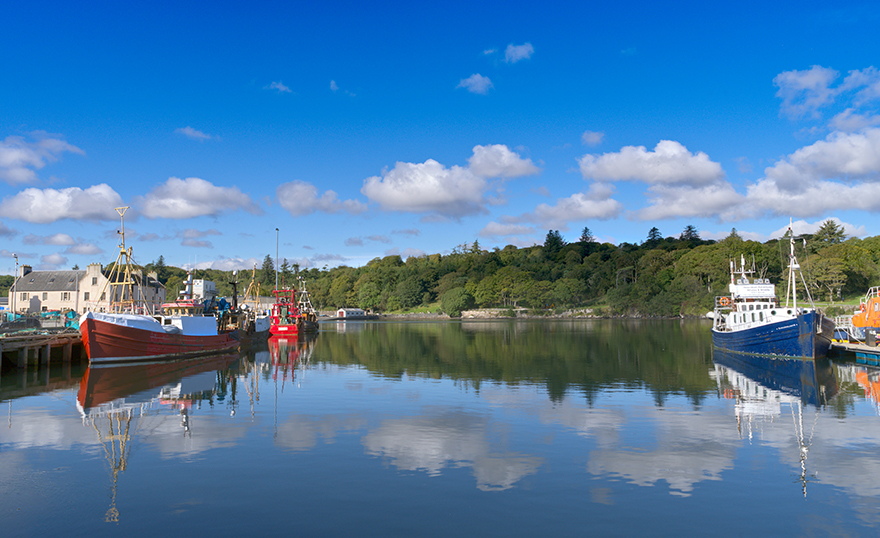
[5,221,875,317]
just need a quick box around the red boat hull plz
[81,316,239,364]
[269,323,299,336]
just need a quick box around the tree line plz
[4,220,873,317]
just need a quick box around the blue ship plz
[710,225,834,359]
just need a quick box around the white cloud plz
[829,109,880,132]
[457,74,493,95]
[23,233,76,246]
[0,184,124,223]
[345,237,364,247]
[181,239,213,248]
[699,127,880,220]
[581,130,605,146]
[839,66,880,106]
[330,80,339,92]
[745,178,880,217]
[265,81,292,93]
[634,183,745,221]
[578,140,725,186]
[504,43,534,63]
[763,128,880,191]
[137,177,262,219]
[176,228,220,248]
[532,191,624,229]
[774,65,839,118]
[468,144,540,178]
[479,222,535,237]
[276,180,367,216]
[362,159,487,218]
[40,253,68,268]
[181,256,263,271]
[65,243,103,255]
[361,145,537,219]
[0,132,84,184]
[174,126,212,141]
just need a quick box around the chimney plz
[19,265,32,277]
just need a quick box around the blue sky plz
[3,0,880,273]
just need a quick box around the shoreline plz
[319,308,712,321]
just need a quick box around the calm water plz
[3,320,880,537]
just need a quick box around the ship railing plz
[859,287,880,311]
[833,315,864,343]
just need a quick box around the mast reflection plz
[711,350,838,497]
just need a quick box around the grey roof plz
[13,270,86,292]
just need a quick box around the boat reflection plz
[77,353,240,413]
[77,352,240,522]
[268,333,316,381]
[711,349,838,407]
[710,350,839,497]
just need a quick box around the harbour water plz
[3,319,880,537]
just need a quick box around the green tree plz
[356,281,381,311]
[543,230,565,259]
[395,276,424,309]
[808,219,847,254]
[647,227,662,243]
[441,287,473,317]
[279,258,293,286]
[579,227,595,244]
[680,225,700,241]
[260,254,275,288]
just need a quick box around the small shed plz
[337,307,366,318]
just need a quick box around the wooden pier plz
[0,330,84,369]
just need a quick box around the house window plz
[92,277,98,285]
[84,292,90,301]
[61,292,70,301]
[42,292,48,300]
[20,292,27,301]
[100,292,106,300]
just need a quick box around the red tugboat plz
[269,278,318,336]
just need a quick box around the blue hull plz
[712,349,838,406]
[712,311,834,359]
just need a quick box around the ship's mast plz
[93,207,152,314]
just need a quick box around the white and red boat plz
[79,207,239,364]
[80,310,239,364]
[269,279,318,336]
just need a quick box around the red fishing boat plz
[269,279,318,336]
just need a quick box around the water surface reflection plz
[3,320,880,536]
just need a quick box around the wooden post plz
[63,342,72,363]
[41,344,51,365]
[17,347,27,368]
